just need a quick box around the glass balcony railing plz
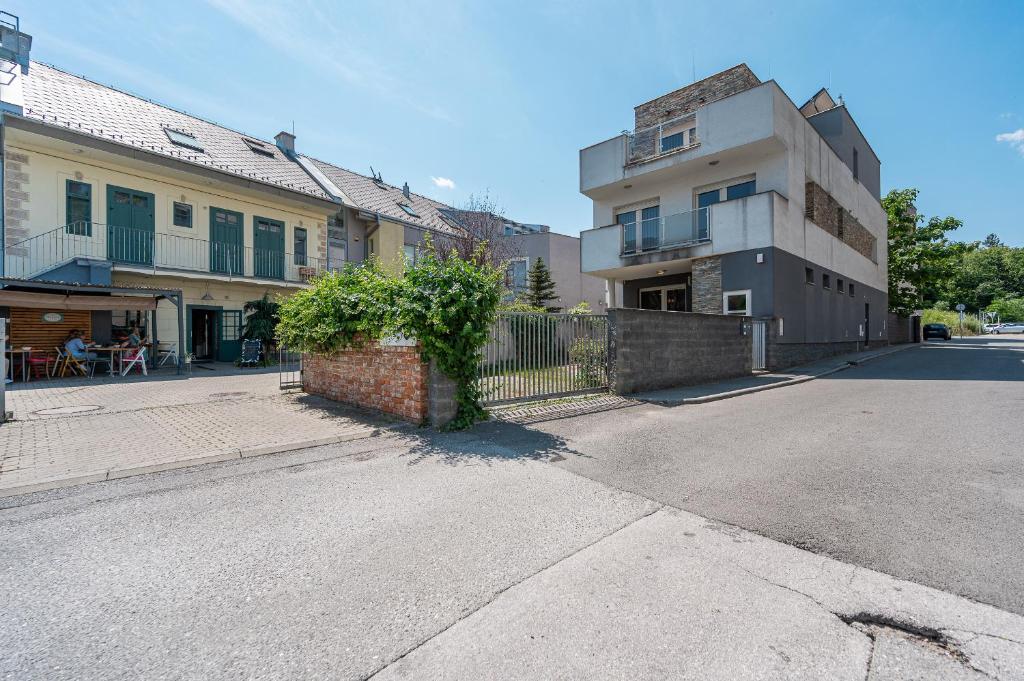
[3,223,328,283]
[619,206,711,255]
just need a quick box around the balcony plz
[619,206,710,256]
[3,223,327,284]
[626,114,699,166]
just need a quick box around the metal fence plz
[279,347,302,390]
[752,319,767,371]
[477,312,609,406]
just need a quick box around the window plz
[822,273,831,290]
[503,224,515,236]
[222,311,241,342]
[726,180,756,201]
[243,137,274,156]
[327,214,346,271]
[617,210,638,253]
[853,148,859,181]
[506,258,528,291]
[294,227,308,266]
[660,131,685,153]
[640,205,660,251]
[837,279,845,294]
[723,290,751,316]
[65,180,92,235]
[164,128,203,152]
[173,201,193,228]
[403,244,420,266]
[849,283,855,297]
[805,267,814,284]
[397,202,420,218]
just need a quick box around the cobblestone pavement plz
[0,368,386,495]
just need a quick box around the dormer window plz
[243,137,274,157]
[397,202,420,218]
[164,128,203,152]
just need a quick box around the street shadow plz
[399,419,590,467]
[818,339,1024,382]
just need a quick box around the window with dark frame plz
[294,227,307,266]
[164,128,204,152]
[805,267,814,284]
[65,180,92,235]
[837,279,845,294]
[397,202,420,218]
[173,201,193,228]
[823,273,831,289]
[849,283,855,297]
[853,148,859,181]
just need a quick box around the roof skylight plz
[164,128,204,152]
[397,202,420,218]
[243,137,275,157]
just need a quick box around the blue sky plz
[9,0,1024,244]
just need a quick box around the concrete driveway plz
[534,336,1024,614]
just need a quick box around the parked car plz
[983,323,1002,333]
[992,322,1024,334]
[923,323,952,340]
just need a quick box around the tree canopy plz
[525,257,560,311]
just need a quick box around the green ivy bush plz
[276,259,398,354]
[398,244,502,430]
[568,338,606,389]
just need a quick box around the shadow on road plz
[399,419,590,467]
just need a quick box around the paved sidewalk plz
[0,370,386,496]
[632,343,916,404]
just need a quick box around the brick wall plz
[804,180,876,261]
[692,256,722,314]
[634,64,760,130]
[608,308,752,394]
[303,343,429,423]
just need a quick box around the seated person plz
[120,324,145,348]
[65,330,98,362]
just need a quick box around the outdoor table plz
[91,346,130,377]
[4,348,29,382]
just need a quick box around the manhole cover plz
[34,405,104,416]
[209,391,251,399]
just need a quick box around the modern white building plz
[579,64,888,368]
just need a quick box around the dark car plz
[923,323,952,340]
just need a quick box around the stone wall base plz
[765,340,882,371]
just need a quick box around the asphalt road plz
[535,336,1024,614]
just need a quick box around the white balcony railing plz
[3,223,327,284]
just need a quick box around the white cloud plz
[431,176,456,190]
[996,129,1024,155]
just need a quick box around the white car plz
[992,322,1024,334]
[983,323,1002,333]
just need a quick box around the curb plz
[0,429,378,499]
[651,344,918,406]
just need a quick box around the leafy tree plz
[983,233,1003,248]
[525,257,560,311]
[241,294,281,347]
[883,188,973,315]
[987,297,1024,322]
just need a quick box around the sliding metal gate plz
[279,347,302,390]
[752,319,767,371]
[478,312,609,406]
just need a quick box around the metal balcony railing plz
[626,113,699,165]
[619,206,711,255]
[3,223,327,283]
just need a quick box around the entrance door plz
[218,310,242,362]
[189,307,219,361]
[210,208,244,275]
[864,302,870,347]
[107,186,155,265]
[253,216,285,279]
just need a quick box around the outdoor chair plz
[238,340,262,368]
[88,354,112,378]
[120,347,148,377]
[156,342,178,368]
[55,346,88,378]
[26,349,54,380]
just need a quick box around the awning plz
[0,289,157,310]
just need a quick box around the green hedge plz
[921,308,980,335]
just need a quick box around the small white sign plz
[955,303,966,312]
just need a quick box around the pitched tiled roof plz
[19,62,333,202]
[305,157,462,235]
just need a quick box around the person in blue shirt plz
[64,330,97,362]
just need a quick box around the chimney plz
[402,182,410,199]
[274,131,296,158]
[0,12,33,115]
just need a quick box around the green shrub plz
[276,259,399,354]
[397,242,502,430]
[921,308,980,335]
[568,338,605,388]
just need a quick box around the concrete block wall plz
[608,308,752,394]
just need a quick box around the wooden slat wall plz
[8,308,93,353]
